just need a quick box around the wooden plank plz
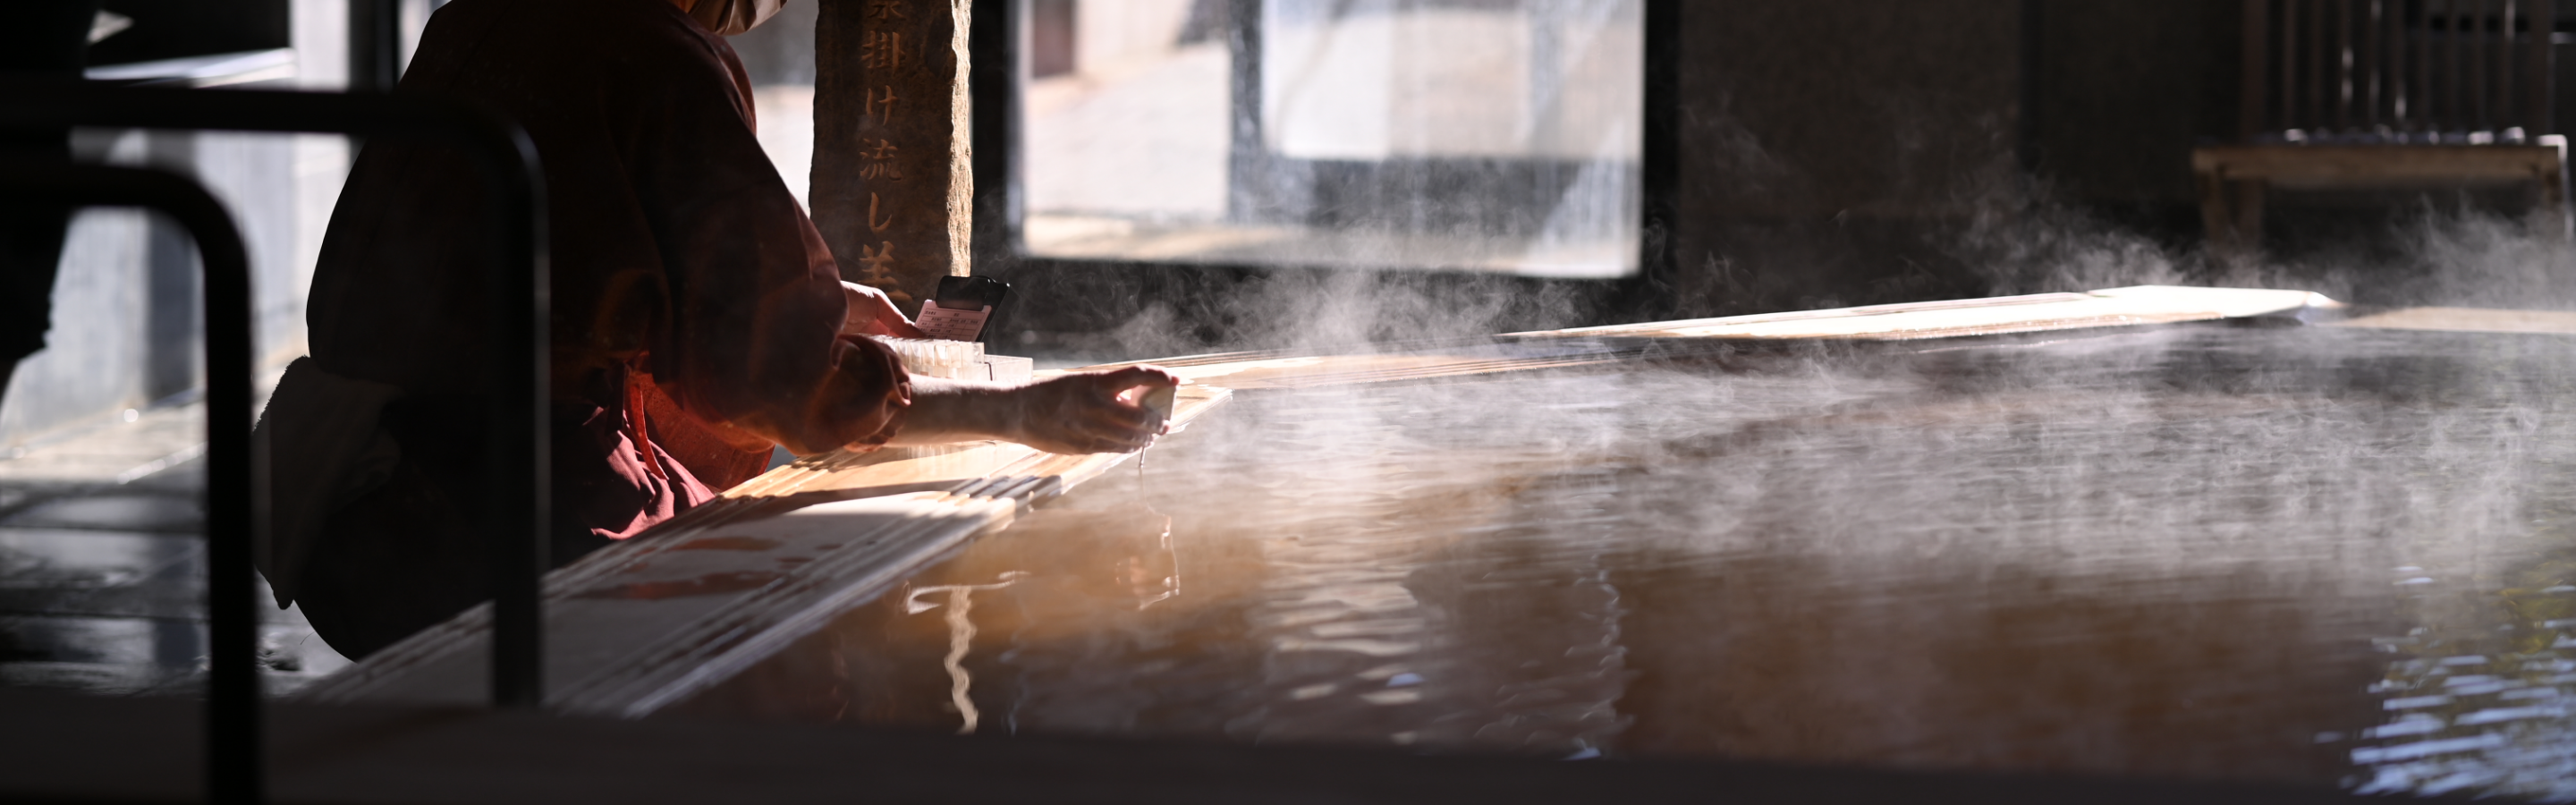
[2336,0,2354,130]
[294,491,1018,711]
[1105,287,2343,390]
[2191,144,2561,183]
[2531,0,2555,134]
[1507,285,2336,342]
[2287,0,2306,129]
[2418,0,2435,130]
[720,384,1233,502]
[2244,0,2271,140]
[2364,0,2382,129]
[2483,0,2504,131]
[294,387,1233,714]
[2309,0,2326,127]
[1112,352,1625,391]
[2386,0,2405,128]
[2332,305,2576,334]
[2455,0,2474,131]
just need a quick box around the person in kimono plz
[266,0,1174,657]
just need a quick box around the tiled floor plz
[0,398,351,698]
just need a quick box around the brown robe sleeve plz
[604,11,912,457]
[307,0,912,489]
[284,0,915,655]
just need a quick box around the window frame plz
[965,0,1680,345]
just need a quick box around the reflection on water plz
[2351,562,2576,797]
[902,572,1028,734]
[680,326,2576,794]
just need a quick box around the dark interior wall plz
[1656,0,2252,318]
[2027,0,2239,229]
[1660,0,2023,317]
[1670,0,2021,221]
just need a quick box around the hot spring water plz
[678,323,2576,797]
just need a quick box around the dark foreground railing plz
[0,164,260,801]
[0,85,551,803]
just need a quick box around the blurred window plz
[1017,0,1643,278]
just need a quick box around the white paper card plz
[916,301,990,342]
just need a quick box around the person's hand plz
[1004,366,1180,454]
[841,280,927,339]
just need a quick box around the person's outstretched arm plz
[889,366,1180,454]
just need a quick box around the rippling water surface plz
[680,325,2576,797]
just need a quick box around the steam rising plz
[949,28,2576,789]
[958,94,2576,790]
[1952,157,2576,313]
[699,321,2576,793]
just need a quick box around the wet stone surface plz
[0,403,349,698]
[5,495,206,534]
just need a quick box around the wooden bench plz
[2194,142,2566,250]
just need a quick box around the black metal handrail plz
[0,164,260,803]
[0,84,551,800]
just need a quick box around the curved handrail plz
[0,83,555,713]
[0,163,260,802]
[0,84,553,801]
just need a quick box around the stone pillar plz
[813,0,971,313]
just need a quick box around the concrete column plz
[813,0,973,313]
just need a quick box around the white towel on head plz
[251,357,404,608]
